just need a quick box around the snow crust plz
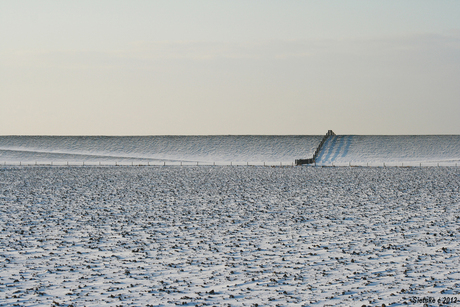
[1,166,459,306]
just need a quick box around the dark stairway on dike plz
[295,130,335,166]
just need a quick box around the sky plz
[1,1,459,135]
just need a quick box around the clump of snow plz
[0,166,459,306]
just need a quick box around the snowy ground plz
[1,166,460,306]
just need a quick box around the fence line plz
[316,162,458,167]
[0,161,458,167]
[1,161,295,167]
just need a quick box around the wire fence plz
[0,161,459,167]
[1,161,294,167]
[317,162,459,167]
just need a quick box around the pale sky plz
[1,1,459,135]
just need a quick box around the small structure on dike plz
[295,130,335,165]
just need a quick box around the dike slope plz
[315,135,460,165]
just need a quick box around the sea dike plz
[0,135,459,165]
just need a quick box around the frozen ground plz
[1,166,459,306]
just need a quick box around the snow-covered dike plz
[1,166,459,306]
[1,135,459,165]
[316,135,460,166]
[0,136,321,164]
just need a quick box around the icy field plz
[1,166,460,306]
